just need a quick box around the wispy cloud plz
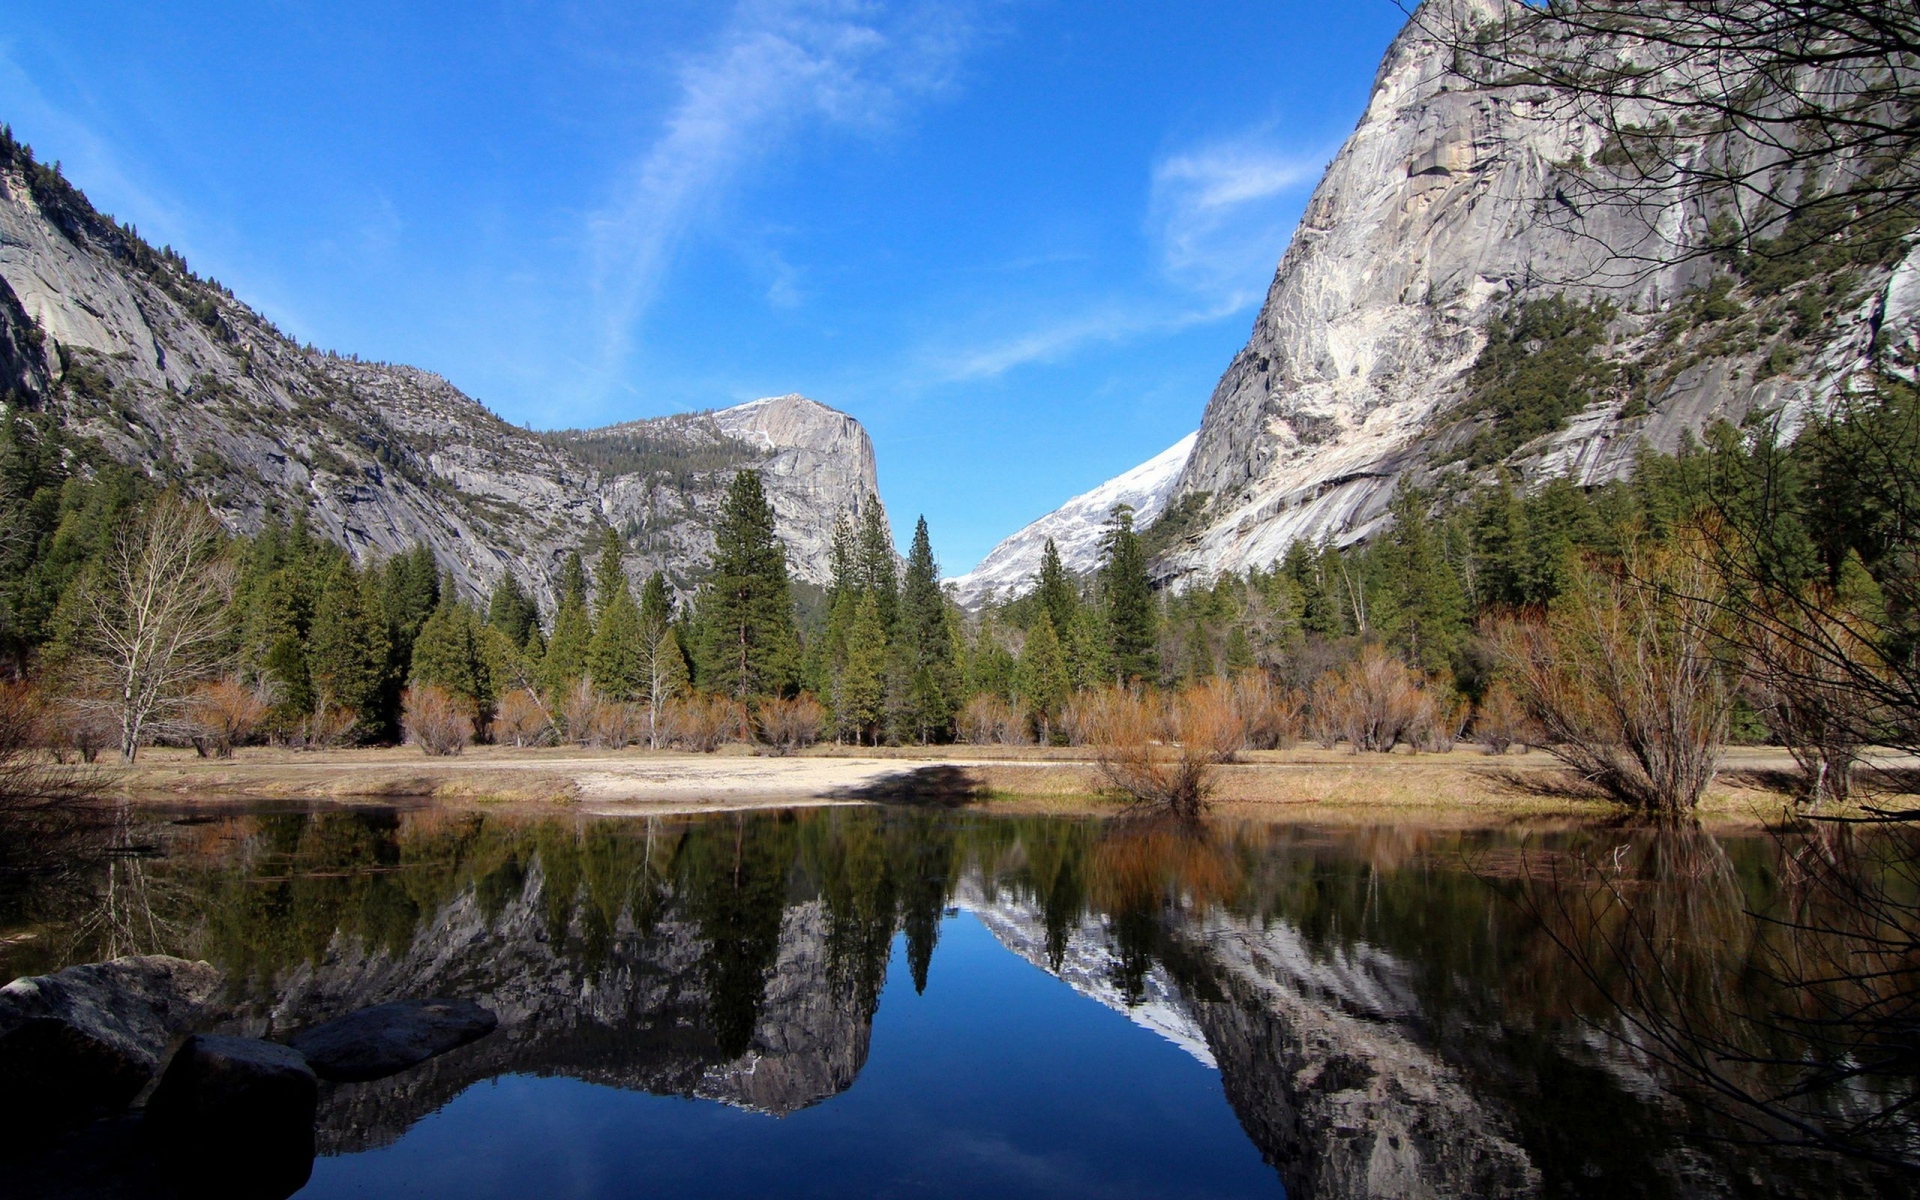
[584,0,976,396]
[925,127,1327,383]
[1150,133,1325,303]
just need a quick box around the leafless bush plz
[1408,682,1471,754]
[297,706,359,750]
[1081,684,1234,820]
[756,694,826,755]
[493,688,554,748]
[957,694,1034,746]
[1231,672,1304,750]
[1498,539,1732,815]
[1743,591,1884,805]
[586,698,646,750]
[42,694,116,764]
[0,684,97,812]
[1309,646,1428,752]
[184,676,270,757]
[1474,680,1531,755]
[666,694,750,752]
[402,685,472,756]
[559,678,600,747]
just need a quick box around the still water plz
[2,802,1912,1198]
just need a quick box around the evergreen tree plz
[540,550,593,695]
[1099,505,1157,682]
[487,570,539,647]
[855,498,898,633]
[966,616,1018,701]
[309,562,390,723]
[696,470,799,699]
[828,513,858,600]
[838,591,887,744]
[592,527,627,616]
[1036,538,1078,639]
[1017,612,1071,740]
[896,516,956,741]
[1065,602,1111,690]
[382,544,439,670]
[412,599,495,721]
[587,574,646,700]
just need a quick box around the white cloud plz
[584,0,975,393]
[1150,134,1325,304]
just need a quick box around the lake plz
[1,801,1911,1198]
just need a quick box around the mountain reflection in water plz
[2,804,1911,1199]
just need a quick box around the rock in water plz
[144,1034,318,1199]
[289,997,498,1081]
[0,954,222,1135]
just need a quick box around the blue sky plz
[0,1,1407,573]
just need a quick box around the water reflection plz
[2,805,1914,1197]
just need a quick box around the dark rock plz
[290,997,497,1082]
[0,955,221,1138]
[144,1035,317,1199]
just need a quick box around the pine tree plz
[309,562,390,723]
[487,570,539,647]
[838,591,887,744]
[382,544,440,670]
[587,575,645,700]
[540,550,593,695]
[1099,505,1157,682]
[412,599,495,721]
[696,470,799,699]
[828,513,858,600]
[1017,612,1071,741]
[896,516,956,741]
[592,527,627,617]
[1065,602,1111,690]
[966,616,1018,701]
[1036,538,1078,640]
[855,498,898,633]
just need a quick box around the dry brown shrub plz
[1742,590,1884,805]
[586,699,645,749]
[957,694,1033,745]
[756,694,826,755]
[402,685,471,756]
[493,689,554,747]
[1495,538,1731,815]
[42,694,117,764]
[559,678,599,746]
[1474,680,1532,755]
[667,694,751,752]
[184,676,270,757]
[1231,672,1303,750]
[1408,683,1471,753]
[1309,646,1428,752]
[299,706,359,750]
[1081,684,1230,820]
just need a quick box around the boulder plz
[144,1034,317,1199]
[290,997,497,1082]
[0,954,221,1135]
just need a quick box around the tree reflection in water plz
[0,803,1913,1196]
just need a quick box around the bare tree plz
[1409,0,1920,279]
[77,498,235,762]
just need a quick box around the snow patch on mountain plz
[947,433,1196,608]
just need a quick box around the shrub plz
[586,699,645,749]
[1497,538,1731,814]
[559,678,599,747]
[185,676,270,757]
[1474,680,1530,755]
[666,694,750,752]
[299,706,360,750]
[1309,646,1428,752]
[402,685,471,756]
[1232,672,1304,750]
[757,694,825,755]
[493,689,554,748]
[957,694,1033,745]
[1080,684,1232,820]
[43,695,116,764]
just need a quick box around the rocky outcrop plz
[217,859,875,1153]
[948,433,1195,608]
[0,142,888,604]
[1142,0,1920,585]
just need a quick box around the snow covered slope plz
[947,433,1196,608]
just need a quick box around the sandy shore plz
[75,741,1902,826]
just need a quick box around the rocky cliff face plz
[983,0,1920,593]
[0,143,886,604]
